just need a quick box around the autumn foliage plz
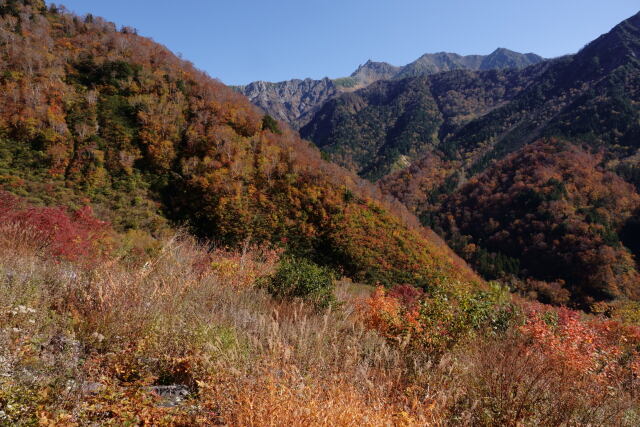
[357,285,640,424]
[0,0,479,290]
[434,139,640,305]
[0,190,108,262]
[358,283,514,354]
[1,3,640,425]
[0,190,638,425]
[519,305,640,388]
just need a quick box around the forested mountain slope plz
[0,0,480,288]
[434,139,640,306]
[299,10,640,306]
[300,66,547,180]
[383,11,640,210]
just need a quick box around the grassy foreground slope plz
[1,191,639,425]
[0,0,479,288]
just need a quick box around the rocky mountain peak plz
[479,48,544,70]
[237,48,545,128]
[350,60,400,85]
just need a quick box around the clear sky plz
[48,1,639,85]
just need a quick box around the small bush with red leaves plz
[453,303,640,425]
[520,304,640,388]
[0,191,109,262]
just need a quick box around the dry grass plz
[0,225,424,424]
[1,222,639,425]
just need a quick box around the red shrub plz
[520,304,640,388]
[387,284,424,310]
[358,286,405,340]
[0,191,110,262]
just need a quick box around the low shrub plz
[260,257,336,309]
[449,304,640,425]
[0,191,110,263]
[358,282,515,355]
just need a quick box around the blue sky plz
[49,1,639,85]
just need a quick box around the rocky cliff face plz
[236,48,545,129]
[236,62,402,129]
[235,78,338,129]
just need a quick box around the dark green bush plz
[261,257,335,309]
[261,115,281,134]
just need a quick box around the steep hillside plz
[300,76,443,180]
[383,11,640,215]
[237,48,544,129]
[434,139,640,306]
[301,67,544,180]
[0,0,480,289]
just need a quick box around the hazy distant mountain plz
[394,48,543,79]
[236,49,545,129]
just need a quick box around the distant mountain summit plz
[479,48,544,70]
[394,48,543,79]
[349,60,401,86]
[236,48,545,128]
[394,52,484,79]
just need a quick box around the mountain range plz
[296,11,640,306]
[236,48,544,129]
